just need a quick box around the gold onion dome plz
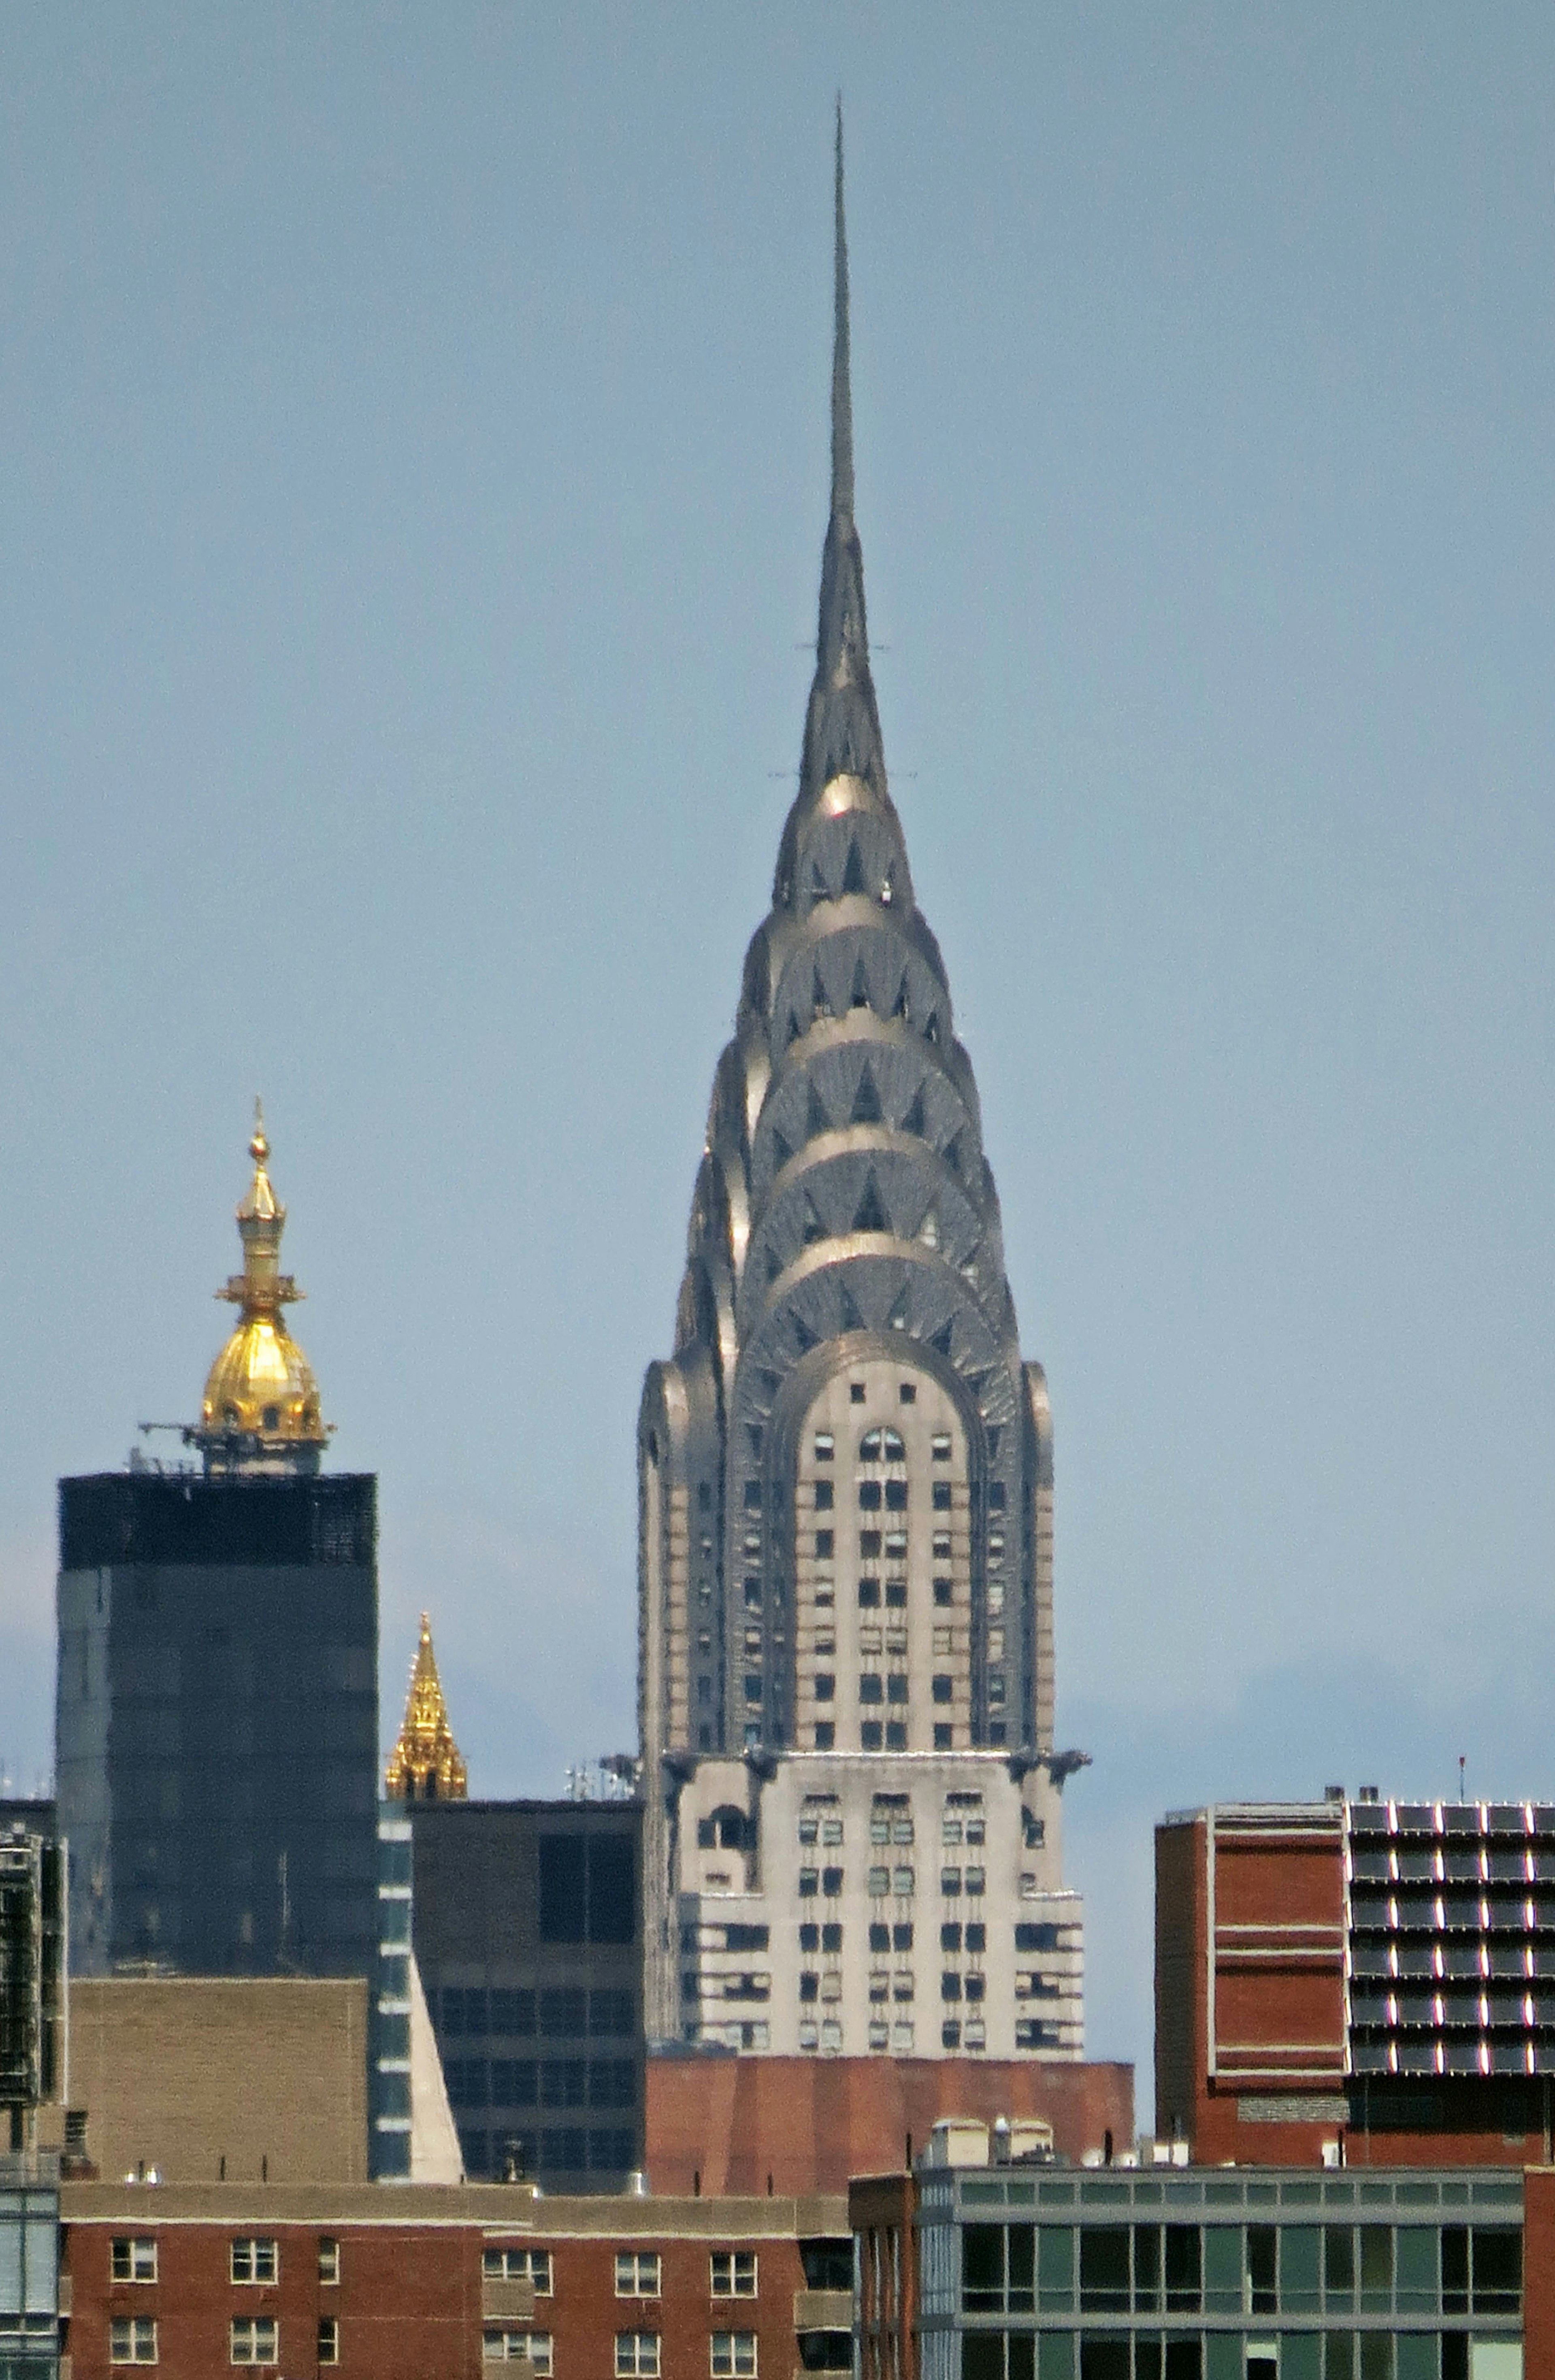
[385,1613,468,1801]
[197,1102,328,1468]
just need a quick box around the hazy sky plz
[3,8,1553,2094]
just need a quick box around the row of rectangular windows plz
[439,1987,636,2038]
[607,2253,757,2295]
[958,2220,1520,2318]
[113,2237,336,2286]
[445,2057,637,2110]
[789,1920,1065,1955]
[797,1865,990,1897]
[797,2017,1058,2052]
[1353,1941,1555,1980]
[110,2318,334,2366]
[954,2334,1489,2380]
[797,1813,991,1847]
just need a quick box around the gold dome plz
[385,1612,468,1801]
[196,1102,329,1467]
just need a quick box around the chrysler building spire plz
[831,102,854,523]
[638,126,1083,2061]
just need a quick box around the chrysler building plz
[639,123,1084,2059]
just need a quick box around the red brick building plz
[62,2180,851,2380]
[1158,1797,1555,2168]
[645,2054,1132,2193]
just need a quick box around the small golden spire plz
[385,1612,469,1802]
[196,1102,329,1470]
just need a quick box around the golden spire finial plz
[195,1104,329,1471]
[385,1612,469,1801]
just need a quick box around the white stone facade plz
[667,1753,1082,2060]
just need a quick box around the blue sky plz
[2,7,1553,2095]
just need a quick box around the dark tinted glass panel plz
[539,1838,587,1943]
[1007,2225,1033,2312]
[588,1834,637,1943]
[1164,2226,1200,2311]
[963,2225,1003,2311]
[1079,2227,1129,2312]
[801,2240,853,2292]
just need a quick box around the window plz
[869,1970,889,2002]
[822,1867,844,1897]
[814,1723,834,1748]
[932,1675,952,1704]
[616,2253,662,2297]
[886,1676,908,1704]
[850,1383,865,1403]
[858,1480,882,1512]
[869,1866,889,1898]
[858,1578,881,1608]
[932,1482,951,1511]
[860,1675,883,1705]
[942,1972,962,2001]
[933,1725,953,1748]
[942,1867,962,1896]
[616,2335,660,2378]
[800,1973,818,2002]
[230,2320,278,2367]
[860,1531,882,1559]
[486,2338,554,2370]
[112,2238,158,2282]
[814,1531,834,1558]
[988,1482,1006,1510]
[861,1722,883,1749]
[711,2252,759,2297]
[815,1674,835,1703]
[111,2319,158,2365]
[892,1816,914,1845]
[814,1434,835,1461]
[931,1434,952,1460]
[942,2021,960,2048]
[485,2250,553,2292]
[822,1923,843,1952]
[892,1867,915,1896]
[965,1923,985,1952]
[318,2237,339,2284]
[799,1923,820,1951]
[744,1480,763,1510]
[318,2318,340,2366]
[899,1382,916,1402]
[885,1480,908,1512]
[230,2240,278,2284]
[814,1481,833,1511]
[965,1867,986,1896]
[711,2334,758,2378]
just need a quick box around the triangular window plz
[802,1193,826,1246]
[852,1173,889,1234]
[925,1011,940,1045]
[838,1281,865,1333]
[786,1012,801,1045]
[891,979,910,1022]
[930,1319,954,1359]
[792,1312,818,1355]
[986,1427,1001,1461]
[806,1080,831,1140]
[812,968,833,1021]
[918,1208,939,1251]
[880,866,895,908]
[765,1246,782,1283]
[850,955,870,1010]
[771,1129,792,1171]
[851,1063,882,1126]
[944,1136,960,1176]
[903,1085,926,1138]
[746,1424,763,1458]
[842,839,867,896]
[886,1284,910,1333]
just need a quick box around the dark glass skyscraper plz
[55,1111,378,1980]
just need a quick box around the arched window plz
[699,1805,749,1852]
[882,1428,905,1463]
[859,1430,882,1463]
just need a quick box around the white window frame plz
[229,2316,279,2367]
[111,2237,158,2283]
[485,2334,554,2369]
[615,2252,662,2299]
[230,2237,278,2284]
[616,2332,661,2378]
[711,2250,758,2298]
[110,2315,158,2365]
[711,2333,758,2378]
[317,2237,340,2285]
[317,2315,340,2367]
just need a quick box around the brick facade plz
[645,2054,1133,2193]
[62,2180,850,2380]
